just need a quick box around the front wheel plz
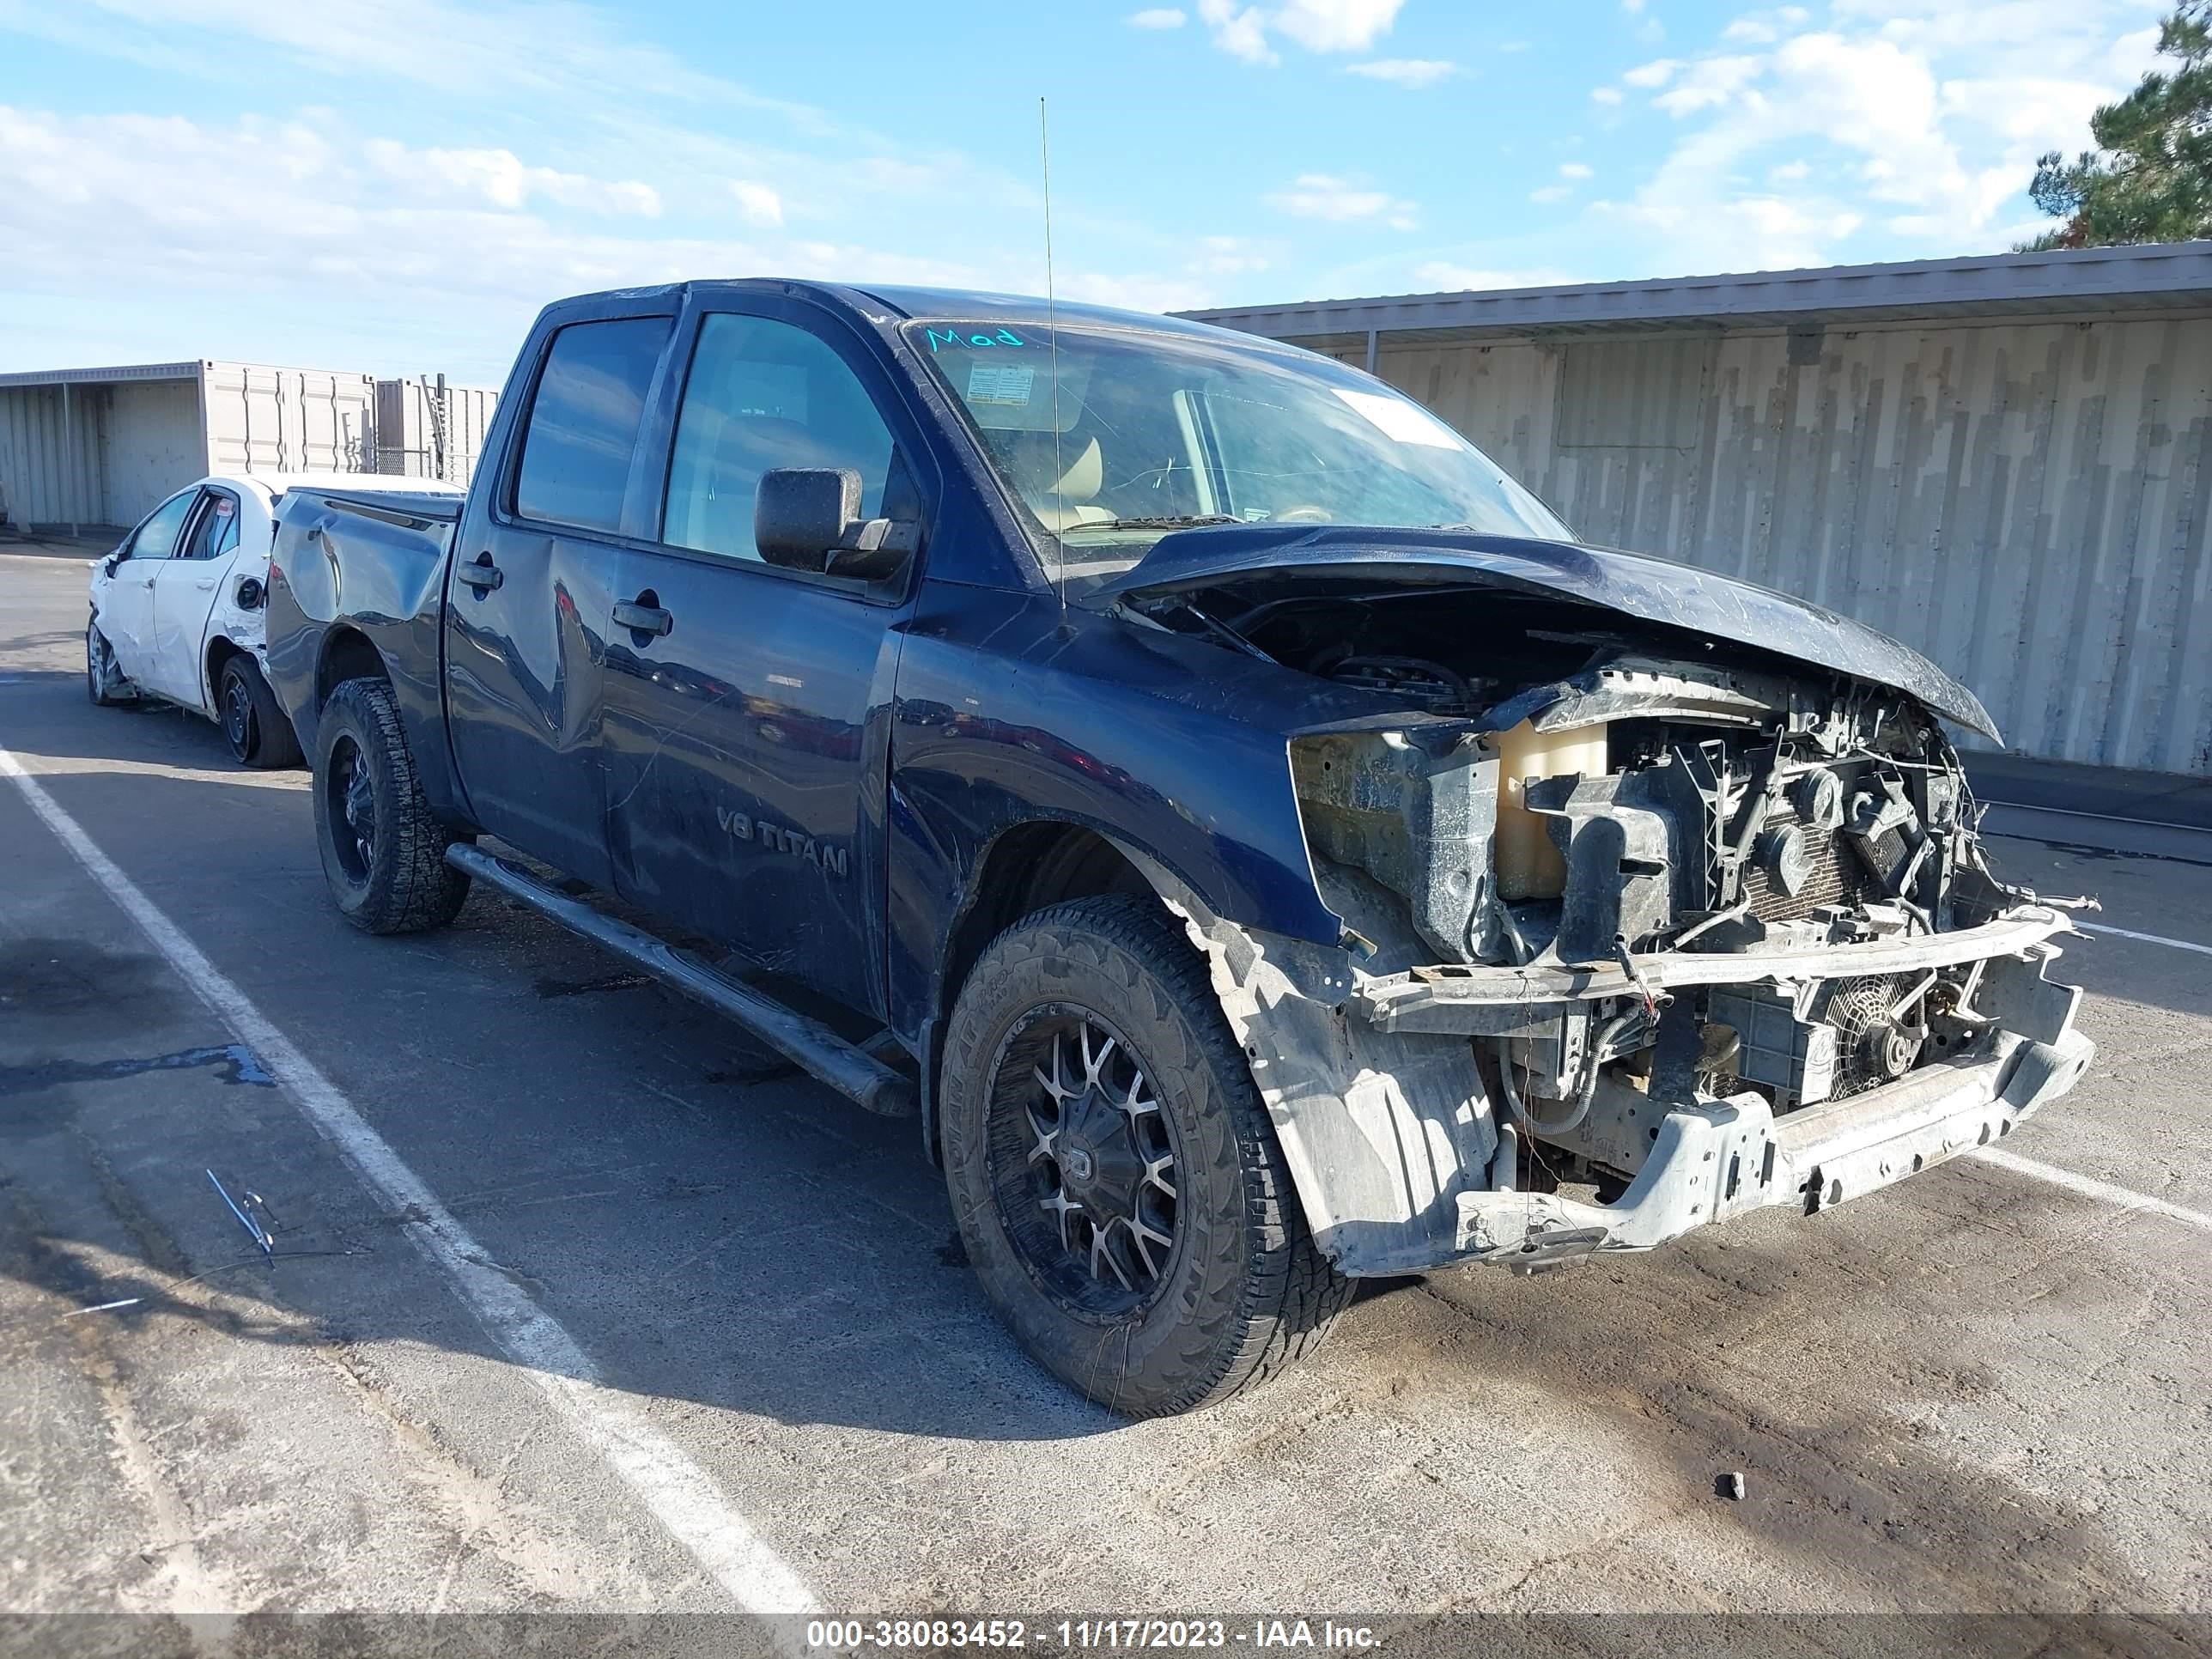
[219,655,304,769]
[940,895,1351,1416]
[313,676,471,934]
[86,619,137,706]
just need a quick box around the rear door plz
[602,298,930,1016]
[147,483,243,711]
[100,487,202,687]
[442,309,676,886]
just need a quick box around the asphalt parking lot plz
[3,541,2209,1641]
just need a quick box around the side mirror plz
[755,467,917,581]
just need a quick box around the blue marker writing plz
[926,326,1026,353]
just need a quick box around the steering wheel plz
[1273,505,1334,523]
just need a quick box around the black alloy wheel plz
[992,1006,1182,1312]
[325,732,377,884]
[311,676,471,934]
[940,895,1352,1416]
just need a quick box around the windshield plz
[908,319,1570,574]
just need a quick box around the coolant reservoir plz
[1493,720,1608,900]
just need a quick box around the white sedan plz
[86,471,463,767]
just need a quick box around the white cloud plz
[0,104,1149,375]
[1060,270,1212,313]
[364,140,660,217]
[1192,234,1271,276]
[1559,162,1595,179]
[1267,171,1419,228]
[1530,185,1571,204]
[1195,0,1405,64]
[1128,8,1187,27]
[1591,85,1626,105]
[1652,53,1764,115]
[728,179,782,228]
[1621,0,1647,11]
[1591,0,2161,276]
[1345,58,1458,87]
[1414,262,1583,292]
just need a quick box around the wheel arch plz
[315,625,390,710]
[921,818,1199,1164]
[204,632,246,709]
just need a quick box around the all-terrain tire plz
[313,676,471,934]
[940,894,1352,1416]
[220,655,305,769]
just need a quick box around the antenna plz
[1041,95,1068,628]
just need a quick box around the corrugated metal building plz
[1189,242,2212,779]
[0,361,497,535]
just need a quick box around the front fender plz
[884,581,1364,1044]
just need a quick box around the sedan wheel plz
[221,664,258,760]
[85,621,135,707]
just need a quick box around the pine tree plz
[2021,2,2212,249]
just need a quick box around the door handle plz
[612,599,674,637]
[456,555,503,592]
[193,577,217,591]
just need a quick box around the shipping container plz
[373,377,500,485]
[0,360,492,535]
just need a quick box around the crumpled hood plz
[1091,524,1997,738]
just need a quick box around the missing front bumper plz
[1455,1026,2095,1268]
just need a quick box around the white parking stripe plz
[1973,1147,2212,1235]
[2075,921,2212,957]
[0,744,821,1616]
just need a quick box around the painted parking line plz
[2075,921,2212,959]
[0,742,820,1616]
[1973,1147,2212,1236]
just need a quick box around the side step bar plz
[446,845,916,1118]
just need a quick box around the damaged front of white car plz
[1103,527,2096,1276]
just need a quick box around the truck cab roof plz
[536,279,1278,349]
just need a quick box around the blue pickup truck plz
[265,280,2094,1415]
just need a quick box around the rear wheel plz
[940,895,1350,1416]
[85,619,136,706]
[313,676,471,934]
[219,655,304,769]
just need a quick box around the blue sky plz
[0,0,2167,382]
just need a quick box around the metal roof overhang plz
[1182,241,2212,349]
[0,362,202,388]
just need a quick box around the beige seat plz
[1030,436,1115,532]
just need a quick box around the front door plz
[100,487,201,687]
[441,313,674,887]
[148,483,242,711]
[603,303,927,1016]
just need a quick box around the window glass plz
[514,317,672,532]
[127,490,199,561]
[908,320,1569,574]
[181,490,240,561]
[662,313,901,565]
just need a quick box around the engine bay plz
[1140,577,2066,1183]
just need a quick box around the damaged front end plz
[1118,538,2096,1276]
